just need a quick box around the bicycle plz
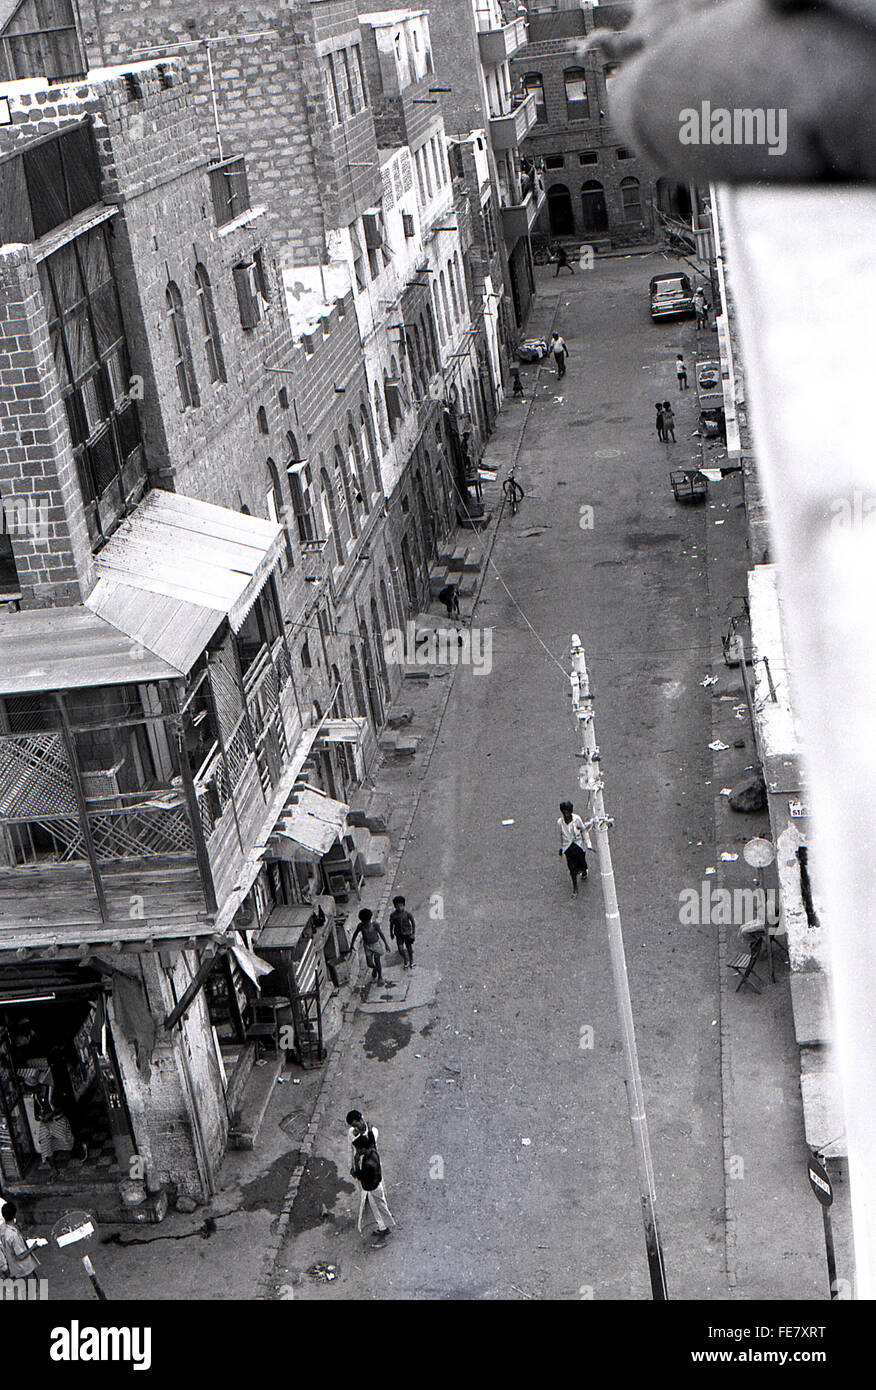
[503,469,524,515]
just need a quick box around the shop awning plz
[313,717,367,746]
[267,786,350,861]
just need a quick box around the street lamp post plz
[569,635,669,1300]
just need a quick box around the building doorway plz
[547,183,575,238]
[0,980,133,1187]
[580,180,608,235]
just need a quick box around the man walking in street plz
[350,908,390,984]
[551,333,569,379]
[346,1110,395,1244]
[389,895,416,969]
[675,354,688,389]
[558,800,592,897]
[655,402,667,442]
[554,244,575,276]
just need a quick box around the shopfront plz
[0,964,134,1188]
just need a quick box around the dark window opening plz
[208,156,251,228]
[194,262,226,384]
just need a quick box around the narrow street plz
[272,253,729,1300]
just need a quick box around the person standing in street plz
[675,354,688,389]
[346,1110,395,1243]
[350,908,390,983]
[554,244,575,276]
[389,895,416,969]
[438,582,460,621]
[662,401,676,442]
[557,801,592,897]
[655,402,667,442]
[694,287,709,330]
[551,333,569,378]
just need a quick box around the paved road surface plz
[275,253,728,1300]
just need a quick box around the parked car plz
[649,272,695,320]
[518,337,549,362]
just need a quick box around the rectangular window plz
[208,156,251,228]
[341,48,358,114]
[544,155,565,170]
[233,260,262,330]
[402,211,415,238]
[353,45,368,109]
[579,150,598,165]
[40,221,146,549]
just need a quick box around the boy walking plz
[675,354,688,389]
[389,895,416,969]
[350,908,390,984]
[554,244,574,276]
[655,402,667,442]
[662,401,676,442]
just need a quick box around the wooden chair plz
[727,935,764,993]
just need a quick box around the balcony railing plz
[489,92,537,152]
[477,16,527,67]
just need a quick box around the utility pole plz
[569,635,669,1300]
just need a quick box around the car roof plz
[650,273,690,288]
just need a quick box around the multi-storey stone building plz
[513,2,690,247]
[0,0,476,1222]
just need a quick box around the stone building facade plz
[513,3,666,247]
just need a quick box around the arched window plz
[257,405,269,435]
[347,419,367,521]
[349,642,367,721]
[333,442,356,540]
[369,597,390,704]
[620,175,642,220]
[266,457,293,563]
[523,73,546,123]
[166,281,199,408]
[373,379,389,450]
[320,462,344,567]
[453,253,465,321]
[360,402,381,493]
[194,263,225,384]
[446,259,459,321]
[438,270,451,338]
[431,286,445,345]
[380,573,394,632]
[563,66,590,121]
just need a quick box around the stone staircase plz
[428,540,484,603]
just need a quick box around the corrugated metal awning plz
[0,606,182,696]
[313,717,367,746]
[86,491,285,664]
[267,786,350,860]
[0,491,284,694]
